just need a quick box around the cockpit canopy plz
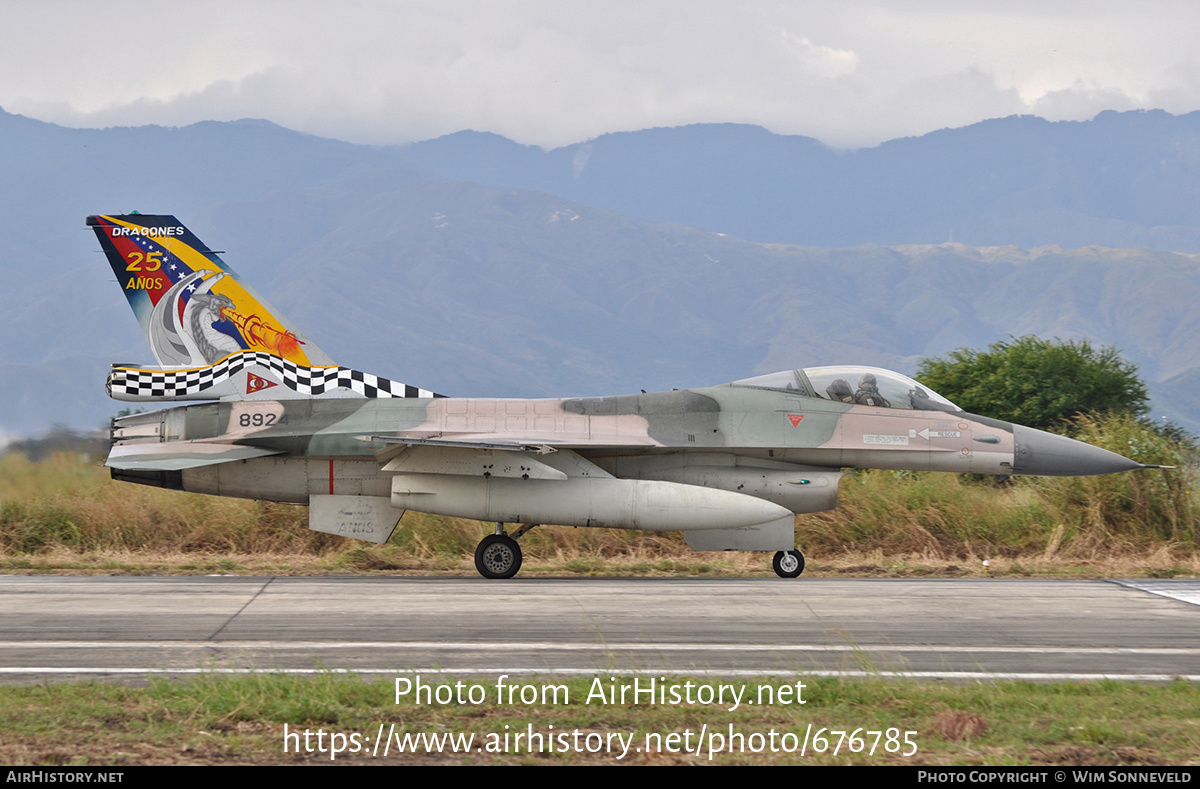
[731,365,962,413]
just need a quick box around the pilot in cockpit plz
[853,373,891,407]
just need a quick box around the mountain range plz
[2,107,1199,439]
[401,110,1200,251]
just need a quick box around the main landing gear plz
[772,550,805,578]
[473,526,803,580]
[474,523,536,579]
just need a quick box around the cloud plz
[780,32,859,79]
[3,1,1200,149]
[1031,81,1140,121]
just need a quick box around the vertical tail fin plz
[90,214,440,402]
[87,214,334,368]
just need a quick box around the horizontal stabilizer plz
[105,442,284,471]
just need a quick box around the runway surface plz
[1,576,1197,683]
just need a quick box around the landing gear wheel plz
[475,534,523,579]
[773,550,804,578]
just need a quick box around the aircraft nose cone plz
[1011,424,1143,476]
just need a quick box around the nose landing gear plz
[772,550,805,578]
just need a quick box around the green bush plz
[1032,414,1197,542]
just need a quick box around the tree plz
[915,336,1149,432]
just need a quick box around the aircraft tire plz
[772,550,804,578]
[475,534,523,579]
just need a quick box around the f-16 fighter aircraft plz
[91,214,1153,578]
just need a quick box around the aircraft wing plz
[360,435,562,454]
[106,441,286,471]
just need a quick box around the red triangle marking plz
[787,414,804,427]
[246,372,278,394]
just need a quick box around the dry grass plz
[1,451,1198,578]
[930,710,990,741]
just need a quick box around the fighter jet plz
[90,214,1153,579]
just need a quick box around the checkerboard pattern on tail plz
[108,350,439,399]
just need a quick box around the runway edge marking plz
[1109,579,1200,607]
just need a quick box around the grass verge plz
[1,674,1197,766]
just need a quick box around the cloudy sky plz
[3,1,1199,150]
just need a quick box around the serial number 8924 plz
[238,413,287,427]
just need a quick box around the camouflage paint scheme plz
[92,215,1148,577]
